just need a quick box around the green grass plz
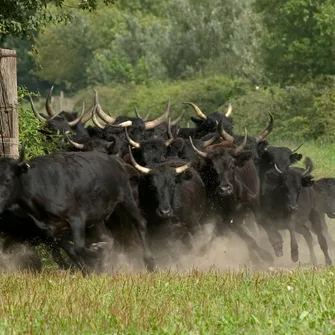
[270,140,335,179]
[1,268,335,334]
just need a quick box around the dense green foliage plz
[254,0,335,84]
[29,0,261,91]
[0,0,116,39]
[18,87,62,158]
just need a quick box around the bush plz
[73,75,250,126]
[72,75,335,143]
[231,77,335,142]
[18,87,62,159]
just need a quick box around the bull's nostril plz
[160,208,171,215]
[220,185,233,194]
[288,205,298,211]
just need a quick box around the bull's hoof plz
[326,258,332,266]
[274,248,283,257]
[145,257,157,272]
[291,251,299,263]
[274,242,283,257]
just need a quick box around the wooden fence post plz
[0,48,18,159]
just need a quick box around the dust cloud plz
[0,219,333,274]
[100,220,334,274]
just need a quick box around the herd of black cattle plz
[0,86,335,274]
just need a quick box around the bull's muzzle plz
[218,185,233,196]
[157,207,173,219]
[288,204,298,212]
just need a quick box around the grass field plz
[1,141,335,334]
[1,268,335,334]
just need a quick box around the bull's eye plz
[3,178,11,185]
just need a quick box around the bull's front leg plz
[228,213,274,265]
[287,218,299,263]
[252,210,284,258]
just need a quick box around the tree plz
[254,0,335,84]
[33,0,263,90]
[0,0,116,40]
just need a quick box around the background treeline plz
[2,0,335,143]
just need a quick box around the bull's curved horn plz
[301,157,313,177]
[125,127,140,149]
[67,104,85,127]
[82,104,94,124]
[45,86,56,117]
[175,163,191,174]
[189,137,208,158]
[94,89,116,124]
[167,117,173,139]
[29,96,46,122]
[255,112,274,143]
[19,141,26,163]
[92,106,105,129]
[301,165,311,177]
[165,118,174,146]
[274,163,283,174]
[68,115,83,127]
[66,134,85,150]
[143,109,150,121]
[225,103,232,117]
[183,102,207,120]
[217,119,234,143]
[290,143,304,153]
[128,146,151,174]
[111,120,133,128]
[145,98,171,130]
[80,101,85,117]
[134,105,141,118]
[234,128,248,154]
[171,110,185,125]
[203,135,217,148]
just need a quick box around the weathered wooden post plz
[0,48,19,159]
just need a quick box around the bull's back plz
[179,169,206,217]
[20,152,130,214]
[236,159,260,198]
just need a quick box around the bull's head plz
[128,146,192,219]
[30,86,92,134]
[189,127,252,197]
[265,157,314,212]
[0,142,30,212]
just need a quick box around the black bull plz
[0,146,155,272]
[127,147,206,253]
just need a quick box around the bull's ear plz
[257,141,269,157]
[176,170,193,183]
[129,175,139,186]
[290,153,303,164]
[168,138,184,152]
[302,175,314,187]
[106,141,115,155]
[15,142,30,174]
[16,161,30,174]
[235,151,253,167]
